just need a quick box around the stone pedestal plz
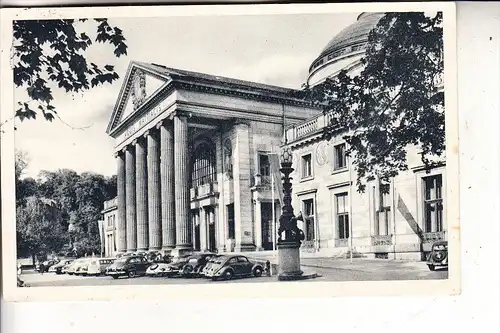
[277,241,303,281]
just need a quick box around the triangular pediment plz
[106,61,172,135]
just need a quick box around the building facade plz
[101,198,119,258]
[103,12,446,260]
[285,119,446,261]
[106,62,320,256]
[285,11,446,260]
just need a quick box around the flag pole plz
[271,157,276,252]
[349,151,353,264]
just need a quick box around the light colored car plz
[87,258,115,276]
[74,258,92,276]
[66,258,88,275]
[145,255,190,277]
[48,259,75,274]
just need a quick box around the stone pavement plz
[238,250,427,273]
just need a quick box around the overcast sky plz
[15,12,359,179]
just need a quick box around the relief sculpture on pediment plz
[132,69,147,110]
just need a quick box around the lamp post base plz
[277,241,304,281]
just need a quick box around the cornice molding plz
[107,62,321,136]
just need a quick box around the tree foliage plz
[16,196,68,259]
[15,155,117,258]
[297,12,444,192]
[13,18,127,122]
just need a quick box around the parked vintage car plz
[180,253,217,278]
[36,259,59,273]
[427,240,448,271]
[87,258,116,276]
[200,255,223,277]
[74,258,92,276]
[66,258,88,275]
[145,255,190,277]
[203,255,263,281]
[49,259,75,274]
[106,255,150,279]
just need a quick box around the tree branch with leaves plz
[297,12,444,192]
[12,18,128,123]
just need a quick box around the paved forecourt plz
[20,260,447,287]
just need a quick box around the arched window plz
[191,142,216,188]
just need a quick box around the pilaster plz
[233,122,255,252]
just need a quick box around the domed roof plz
[308,12,385,76]
[320,13,384,59]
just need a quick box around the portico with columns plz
[106,61,320,256]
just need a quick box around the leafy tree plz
[298,12,444,192]
[15,150,29,180]
[12,19,127,122]
[16,196,68,264]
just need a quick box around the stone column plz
[174,115,192,254]
[159,121,176,252]
[135,137,149,252]
[116,150,127,254]
[233,122,255,251]
[125,145,137,252]
[147,129,162,251]
[254,198,263,251]
[199,207,207,252]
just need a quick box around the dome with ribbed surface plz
[307,12,385,85]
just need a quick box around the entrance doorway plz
[261,202,275,250]
[205,206,217,252]
[192,210,200,251]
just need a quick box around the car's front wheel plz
[128,270,136,278]
[427,264,435,271]
[253,267,263,277]
[223,270,234,280]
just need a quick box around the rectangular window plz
[259,154,270,176]
[334,143,347,170]
[423,175,443,233]
[301,154,312,178]
[375,182,391,236]
[336,193,349,239]
[227,203,235,239]
[303,199,315,241]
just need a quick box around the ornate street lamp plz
[277,144,305,281]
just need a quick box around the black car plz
[204,255,264,281]
[106,255,151,279]
[180,253,217,278]
[427,240,448,271]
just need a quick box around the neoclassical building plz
[103,12,446,260]
[105,62,319,256]
[286,12,446,260]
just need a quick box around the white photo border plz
[0,1,459,302]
